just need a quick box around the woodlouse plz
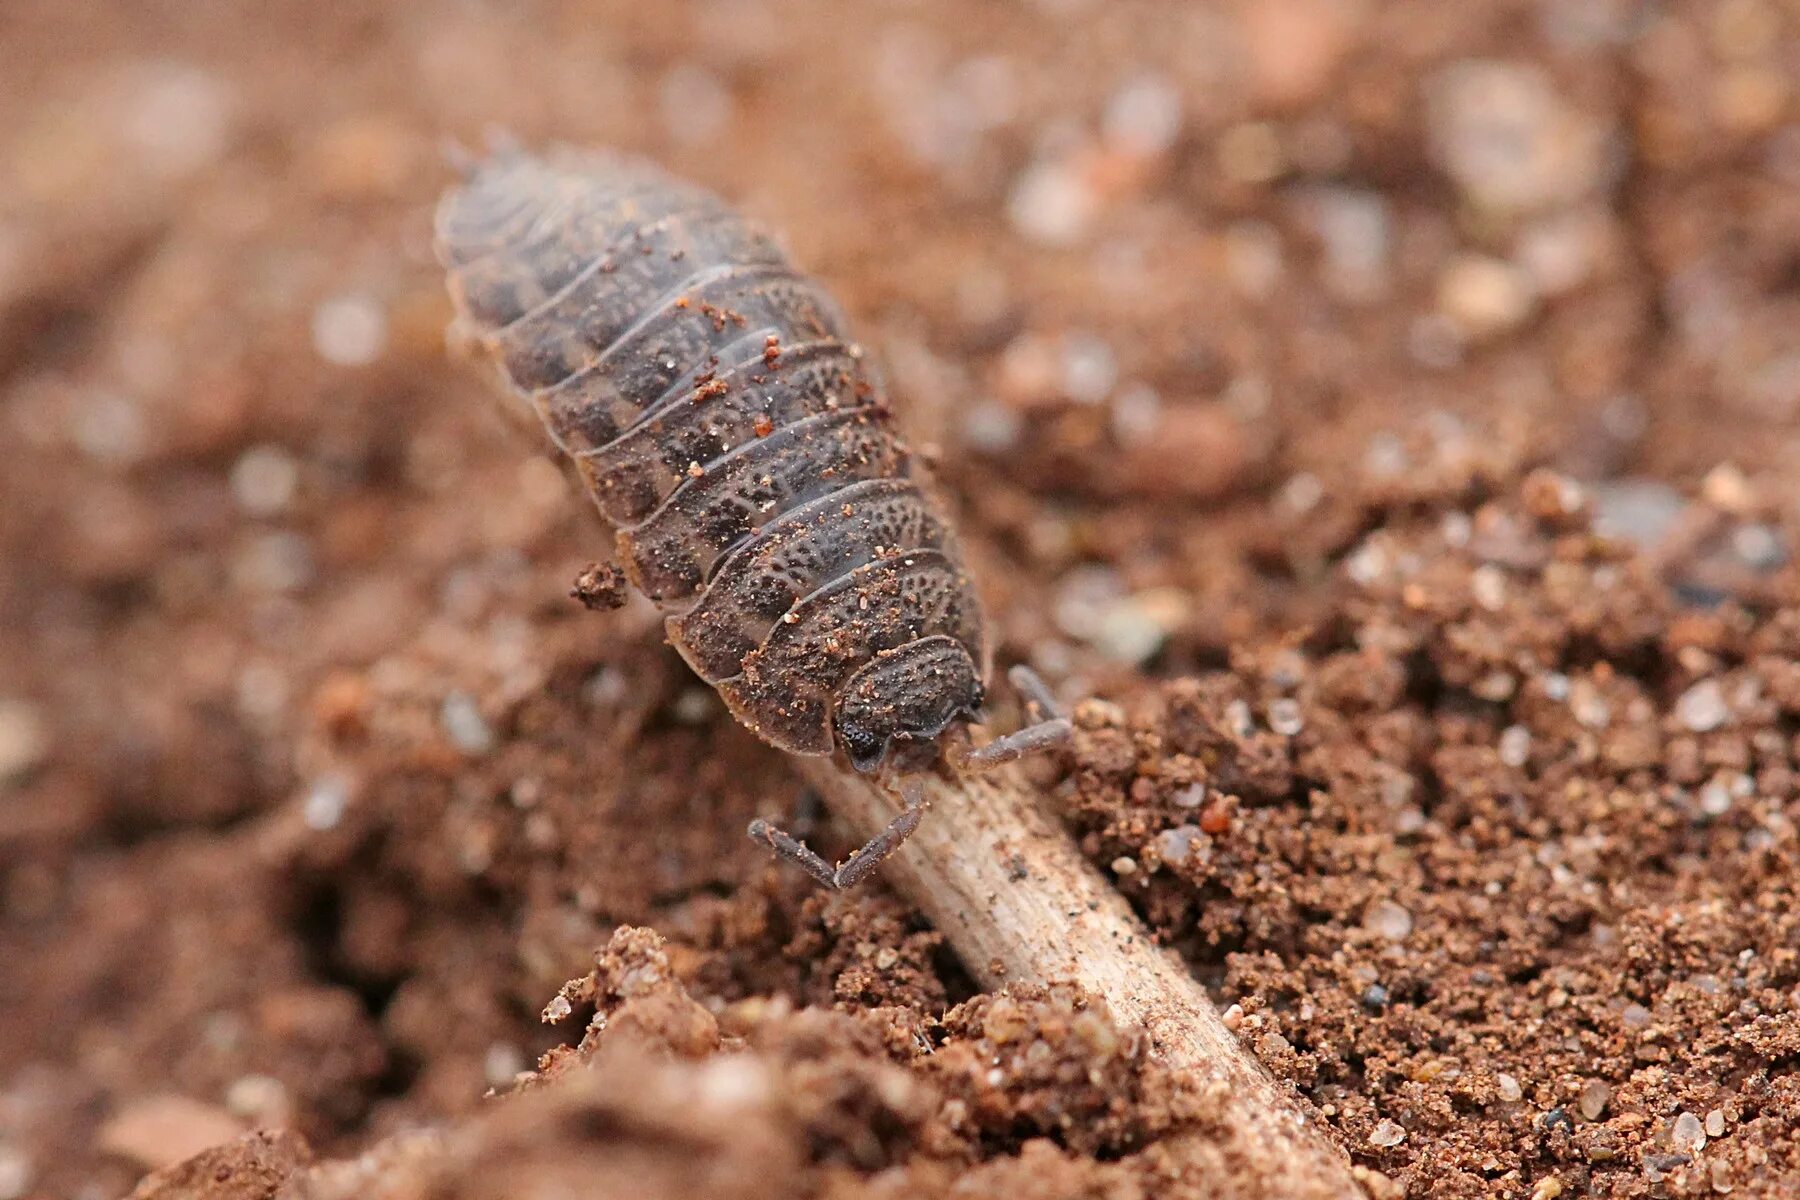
[436,143,1069,887]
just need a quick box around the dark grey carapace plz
[436,144,1068,887]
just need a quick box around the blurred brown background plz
[3,1,1799,1197]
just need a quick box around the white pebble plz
[962,400,1023,453]
[1670,1111,1706,1154]
[0,1146,31,1200]
[1705,1109,1726,1138]
[120,62,234,177]
[1471,564,1508,612]
[1368,1118,1407,1147]
[543,995,573,1022]
[1172,784,1206,809]
[1223,699,1256,738]
[1102,72,1183,156]
[1109,382,1162,445]
[1294,186,1391,302]
[1059,331,1117,404]
[71,389,148,465]
[671,687,716,724]
[1281,472,1324,514]
[1111,855,1139,876]
[1569,680,1611,729]
[1699,780,1734,817]
[440,692,494,755]
[230,445,300,516]
[1426,60,1603,215]
[232,531,314,594]
[1156,824,1205,865]
[1438,254,1538,340]
[484,1041,527,1087]
[311,293,388,366]
[1008,157,1097,246]
[302,775,349,831]
[1267,699,1304,736]
[1676,679,1729,732]
[0,700,50,783]
[1496,1073,1524,1102]
[1499,725,1532,768]
[1363,899,1414,942]
[224,1074,289,1122]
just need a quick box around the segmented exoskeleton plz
[436,144,1068,887]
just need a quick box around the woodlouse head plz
[832,636,985,773]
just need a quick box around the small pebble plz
[1059,331,1117,404]
[483,1041,527,1088]
[1361,984,1390,1011]
[1438,254,1538,340]
[1368,1119,1407,1148]
[119,62,235,177]
[1102,72,1183,157]
[1670,1111,1706,1154]
[223,1074,289,1124]
[1426,59,1603,215]
[1705,1109,1726,1139]
[1267,698,1304,736]
[1224,699,1256,738]
[1569,680,1611,729]
[1578,1079,1611,1120]
[71,389,148,464]
[1499,725,1532,768]
[1496,1073,1524,1103]
[543,995,573,1022]
[312,293,388,366]
[1172,784,1206,809]
[1110,855,1139,876]
[1008,156,1097,246]
[671,688,716,724]
[232,531,315,594]
[1155,824,1205,865]
[1295,186,1392,302]
[1471,564,1508,612]
[1621,1003,1652,1027]
[1676,679,1729,732]
[1364,899,1414,941]
[440,692,494,755]
[229,445,300,516]
[0,1147,31,1200]
[302,775,349,831]
[1699,779,1734,817]
[0,699,50,783]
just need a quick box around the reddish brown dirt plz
[3,1,1800,1197]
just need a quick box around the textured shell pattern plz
[435,148,990,762]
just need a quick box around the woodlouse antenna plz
[953,664,1073,773]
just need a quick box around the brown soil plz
[4,1,1800,1197]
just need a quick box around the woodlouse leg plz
[956,665,1073,771]
[747,782,927,889]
